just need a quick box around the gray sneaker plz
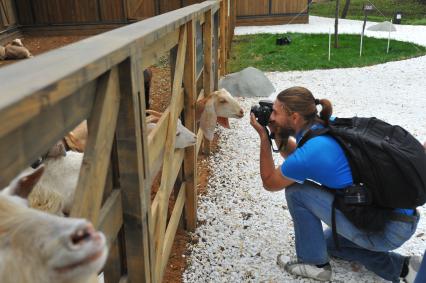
[404,255,423,283]
[277,254,332,282]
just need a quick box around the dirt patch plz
[1,35,216,283]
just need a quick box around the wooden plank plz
[115,58,153,283]
[183,19,197,231]
[74,0,99,22]
[100,0,126,21]
[159,0,181,13]
[236,14,308,26]
[154,25,187,282]
[0,81,96,188]
[140,29,180,70]
[203,9,213,95]
[97,190,123,246]
[160,182,186,276]
[0,1,219,139]
[13,0,34,25]
[219,0,226,77]
[147,111,170,176]
[236,0,269,16]
[103,239,122,283]
[151,148,184,226]
[70,67,121,225]
[127,0,155,20]
[202,8,213,154]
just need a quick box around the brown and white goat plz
[0,166,108,283]
[196,88,244,141]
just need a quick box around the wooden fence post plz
[115,57,154,283]
[202,8,213,154]
[183,19,197,232]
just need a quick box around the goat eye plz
[219,99,227,103]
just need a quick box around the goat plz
[2,38,32,60]
[0,46,5,60]
[0,166,108,283]
[196,88,244,141]
[29,151,83,216]
[29,112,197,216]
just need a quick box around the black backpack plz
[299,117,426,234]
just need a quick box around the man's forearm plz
[259,135,275,182]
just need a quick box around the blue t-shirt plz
[280,123,414,215]
[281,124,353,189]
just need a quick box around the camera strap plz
[264,126,280,153]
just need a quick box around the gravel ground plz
[183,17,426,283]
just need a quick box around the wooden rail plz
[0,1,233,282]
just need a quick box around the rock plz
[219,67,275,97]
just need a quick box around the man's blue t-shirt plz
[280,125,353,189]
[280,123,414,215]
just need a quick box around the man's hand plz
[250,113,268,139]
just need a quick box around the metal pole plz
[387,19,392,54]
[328,27,331,61]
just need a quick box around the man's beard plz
[268,124,295,152]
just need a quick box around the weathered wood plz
[160,182,186,276]
[0,81,96,188]
[183,19,198,231]
[151,148,184,225]
[71,67,121,224]
[154,25,187,281]
[98,190,123,245]
[202,8,213,154]
[219,0,226,77]
[115,58,152,283]
[0,1,219,139]
[98,189,123,283]
[140,29,180,70]
[103,239,122,283]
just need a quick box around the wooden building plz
[236,0,309,25]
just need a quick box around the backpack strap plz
[298,128,330,148]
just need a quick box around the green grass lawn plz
[309,0,426,25]
[228,33,426,72]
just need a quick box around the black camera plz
[250,100,273,127]
[343,184,371,205]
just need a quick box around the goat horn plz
[146,109,162,118]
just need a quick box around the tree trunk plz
[341,0,351,19]
[334,0,340,48]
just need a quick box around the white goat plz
[146,109,197,148]
[2,38,32,60]
[29,151,83,216]
[29,113,197,216]
[0,46,5,60]
[0,166,108,283]
[196,88,244,141]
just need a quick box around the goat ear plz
[7,166,45,199]
[199,99,216,141]
[195,97,209,121]
[64,132,85,153]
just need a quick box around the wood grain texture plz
[71,67,121,225]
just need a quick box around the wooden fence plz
[236,0,309,25]
[0,1,232,282]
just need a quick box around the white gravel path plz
[183,17,426,283]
